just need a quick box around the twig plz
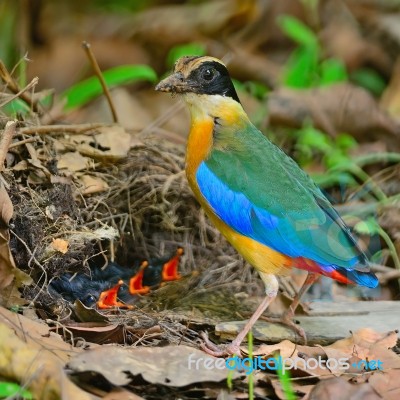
[0,76,39,108]
[19,123,104,135]
[0,60,40,112]
[0,121,17,171]
[82,41,118,123]
[8,137,38,149]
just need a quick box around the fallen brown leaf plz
[70,126,131,161]
[267,84,399,142]
[368,370,400,400]
[79,174,109,195]
[0,306,91,400]
[57,151,91,172]
[0,184,31,291]
[309,377,380,400]
[68,345,241,387]
[52,322,126,345]
[103,388,145,400]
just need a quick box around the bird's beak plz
[155,72,193,93]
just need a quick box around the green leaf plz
[354,217,381,236]
[232,78,246,93]
[319,58,348,86]
[283,46,319,88]
[167,42,206,68]
[275,355,296,400]
[61,64,157,110]
[3,98,31,116]
[243,81,269,99]
[278,15,318,46]
[335,133,357,151]
[324,149,353,169]
[297,126,332,152]
[0,382,32,399]
[350,68,386,96]
[311,171,356,188]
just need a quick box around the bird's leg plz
[201,273,278,357]
[262,272,318,342]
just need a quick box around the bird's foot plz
[261,308,307,343]
[200,331,242,357]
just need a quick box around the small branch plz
[0,76,39,108]
[82,41,118,123]
[9,137,38,149]
[0,60,40,113]
[19,123,104,135]
[0,121,17,171]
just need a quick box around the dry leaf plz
[0,184,13,225]
[71,126,131,161]
[52,322,126,345]
[369,370,400,400]
[51,238,69,254]
[58,151,91,172]
[267,84,399,141]
[381,57,400,119]
[68,345,241,387]
[103,388,145,400]
[0,283,27,308]
[309,377,380,400]
[0,184,31,290]
[79,175,109,195]
[0,306,91,400]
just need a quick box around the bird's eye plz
[84,294,97,305]
[202,68,215,81]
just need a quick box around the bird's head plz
[156,56,243,120]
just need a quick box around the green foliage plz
[295,125,358,187]
[355,216,400,271]
[247,331,254,400]
[278,15,317,46]
[91,0,154,13]
[311,171,357,187]
[244,81,269,100]
[354,217,381,235]
[278,15,347,88]
[61,64,157,110]
[296,126,355,166]
[3,98,31,116]
[351,68,386,96]
[167,43,206,69]
[0,382,32,399]
[0,1,18,69]
[319,58,348,86]
[283,46,319,88]
[275,356,296,400]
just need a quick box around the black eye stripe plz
[186,61,241,104]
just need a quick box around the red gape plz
[162,247,183,281]
[97,280,133,309]
[129,261,151,295]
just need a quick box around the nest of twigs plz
[4,121,260,338]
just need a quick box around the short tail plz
[332,267,379,288]
[295,257,379,288]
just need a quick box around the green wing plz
[200,123,367,268]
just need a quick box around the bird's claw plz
[200,331,242,357]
